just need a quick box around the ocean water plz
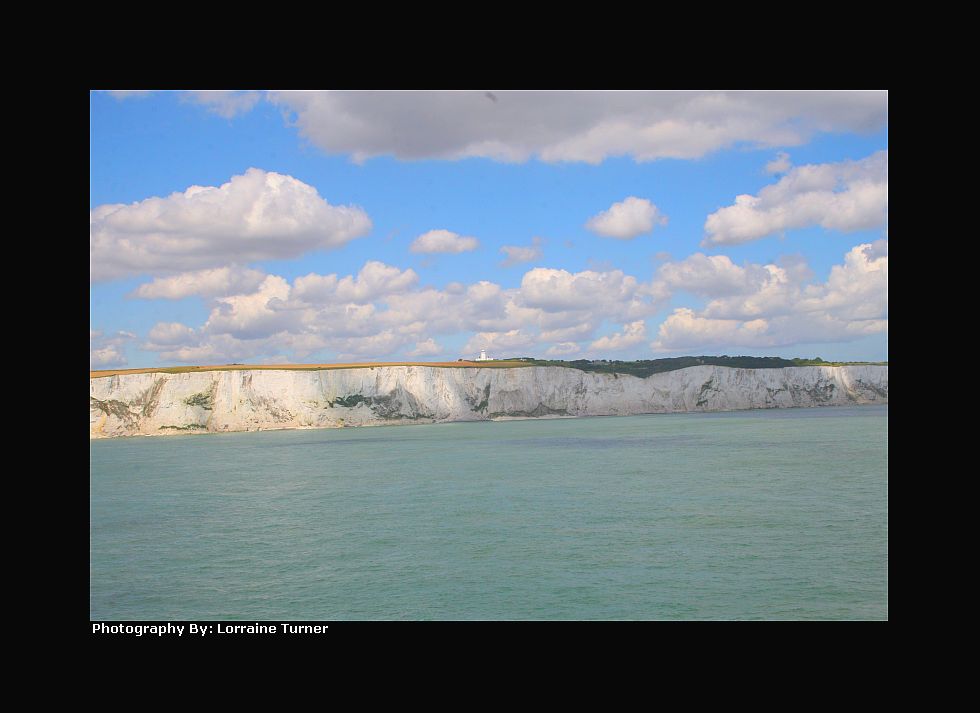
[90,406,888,620]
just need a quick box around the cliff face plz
[90,365,888,439]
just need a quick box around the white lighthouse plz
[478,349,489,361]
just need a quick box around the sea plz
[90,405,888,620]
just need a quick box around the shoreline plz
[90,401,888,441]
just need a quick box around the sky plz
[90,90,888,368]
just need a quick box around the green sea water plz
[90,406,888,620]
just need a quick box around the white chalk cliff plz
[90,365,888,439]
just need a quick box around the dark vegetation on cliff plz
[508,356,887,379]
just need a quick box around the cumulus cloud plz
[585,197,667,239]
[765,151,792,174]
[652,242,887,350]
[463,330,537,355]
[146,322,198,346]
[539,322,598,342]
[520,267,658,319]
[654,310,775,350]
[106,90,152,100]
[136,258,670,364]
[699,243,887,325]
[406,338,443,357]
[104,89,260,119]
[589,320,647,351]
[183,90,261,119]
[863,237,888,261]
[90,347,127,368]
[656,253,771,297]
[409,229,479,254]
[204,275,299,340]
[90,329,136,368]
[266,90,887,164]
[704,150,887,246]
[545,342,582,357]
[123,241,887,364]
[333,331,410,360]
[132,266,267,300]
[90,168,372,281]
[293,261,418,303]
[792,241,888,321]
[141,333,266,365]
[500,237,544,267]
[123,242,888,363]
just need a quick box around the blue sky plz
[90,90,888,368]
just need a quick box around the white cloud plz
[122,240,886,365]
[178,261,665,362]
[132,266,267,300]
[545,342,582,357]
[90,329,136,368]
[701,243,887,324]
[539,322,598,342]
[106,90,152,100]
[500,237,544,267]
[653,309,774,350]
[142,334,261,365]
[765,151,792,175]
[463,330,537,355]
[699,264,798,320]
[293,261,418,303]
[267,90,887,164]
[183,90,261,119]
[520,267,658,320]
[146,322,197,346]
[90,347,125,368]
[333,331,411,360]
[585,197,667,239]
[336,262,418,302]
[656,253,770,297]
[653,242,887,350]
[406,338,443,357]
[704,150,887,246]
[864,237,888,261]
[590,320,647,351]
[776,254,815,284]
[409,229,480,254]
[91,168,372,281]
[125,251,853,365]
[137,263,503,364]
[203,275,301,340]
[793,241,888,321]
[378,281,522,337]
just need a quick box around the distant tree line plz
[506,355,886,378]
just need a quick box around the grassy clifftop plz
[91,356,886,380]
[90,360,529,379]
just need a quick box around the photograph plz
[90,90,888,626]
